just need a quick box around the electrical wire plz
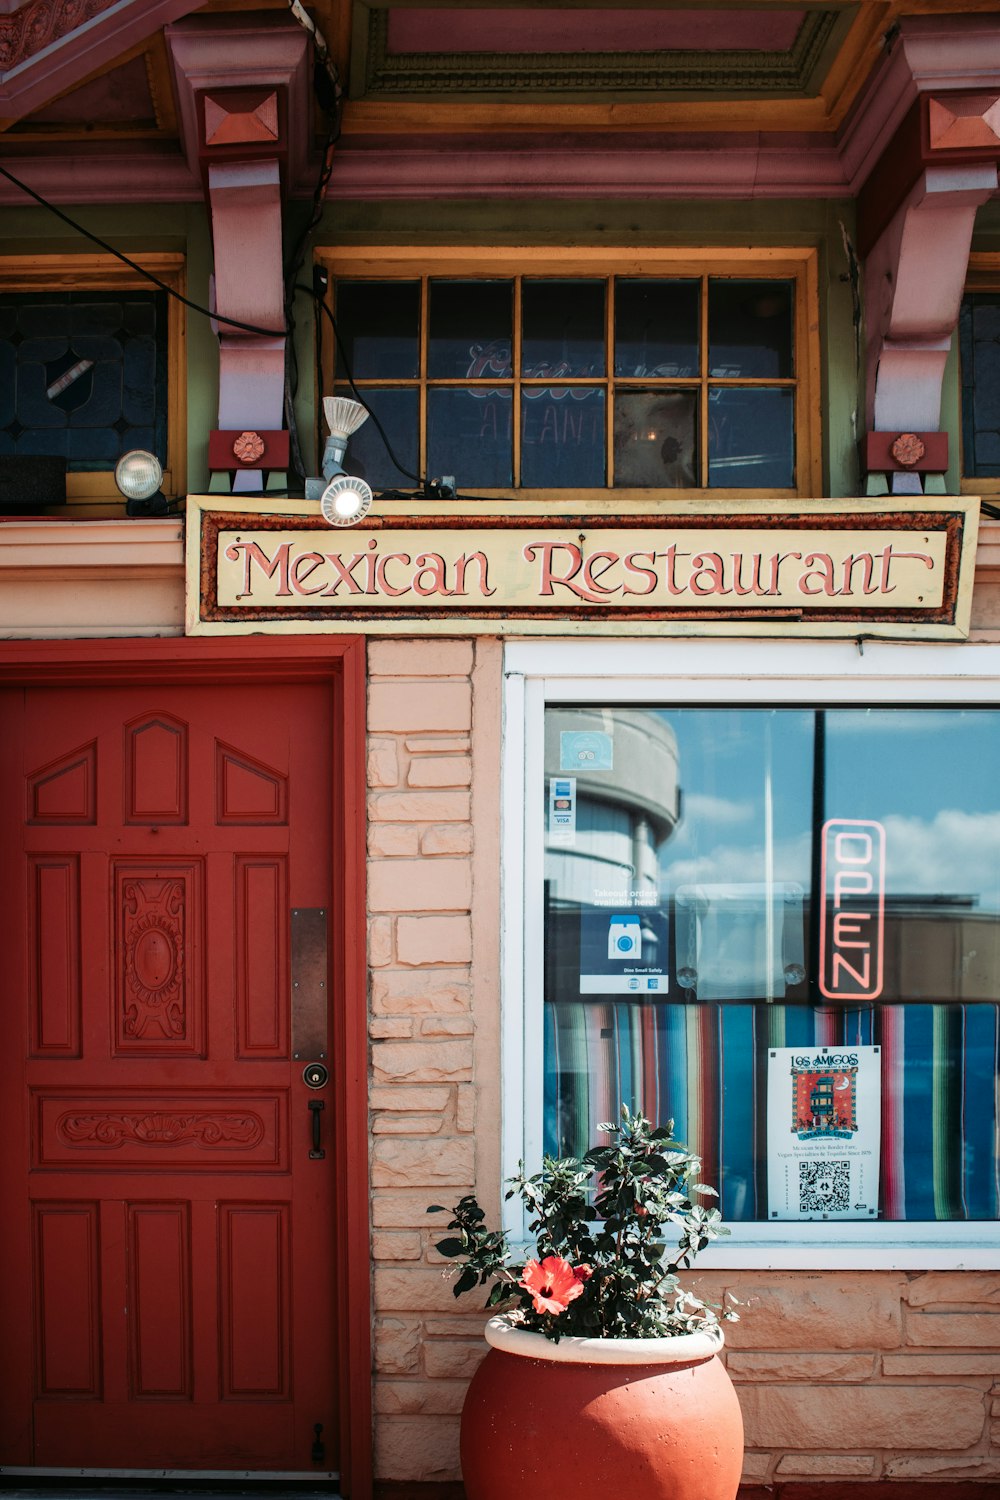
[0,162,290,338]
[0,128,500,502]
[298,281,425,485]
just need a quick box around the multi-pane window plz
[320,251,819,496]
[0,253,185,505]
[0,291,168,473]
[960,289,1000,480]
[542,702,1000,1227]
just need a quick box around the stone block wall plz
[365,635,1000,1490]
[692,1270,1000,1485]
[367,638,501,1485]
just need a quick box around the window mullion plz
[606,274,615,486]
[700,273,710,489]
[513,277,522,488]
[419,276,429,481]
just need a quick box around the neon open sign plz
[819,819,886,1001]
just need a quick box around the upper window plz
[0,253,185,509]
[316,249,821,498]
[959,254,1000,493]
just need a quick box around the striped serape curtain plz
[544,1000,1000,1222]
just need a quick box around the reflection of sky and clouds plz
[656,708,1000,915]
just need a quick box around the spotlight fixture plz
[305,397,372,506]
[114,450,169,516]
[320,473,374,527]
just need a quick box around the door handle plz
[308,1098,325,1159]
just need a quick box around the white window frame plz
[502,637,1000,1269]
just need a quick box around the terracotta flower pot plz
[460,1316,743,1500]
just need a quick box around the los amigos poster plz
[766,1045,881,1221]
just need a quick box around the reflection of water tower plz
[544,708,680,912]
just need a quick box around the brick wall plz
[366,636,1000,1490]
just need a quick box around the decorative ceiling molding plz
[0,0,118,73]
[0,150,199,203]
[6,33,178,140]
[327,133,848,200]
[0,0,195,122]
[357,6,848,100]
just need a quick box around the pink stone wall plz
[366,637,501,1484]
[366,628,1000,1490]
[693,1270,1000,1484]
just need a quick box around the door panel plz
[0,682,338,1474]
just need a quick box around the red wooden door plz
[0,681,338,1475]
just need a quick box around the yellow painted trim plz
[819,2,895,130]
[339,98,840,136]
[0,252,185,507]
[315,245,822,499]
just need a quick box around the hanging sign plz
[766,1044,882,1221]
[186,496,978,638]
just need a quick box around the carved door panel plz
[0,683,337,1473]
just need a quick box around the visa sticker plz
[548,775,577,845]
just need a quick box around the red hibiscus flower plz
[519,1255,587,1315]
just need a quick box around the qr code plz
[798,1159,851,1214]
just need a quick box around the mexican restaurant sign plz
[186,496,978,638]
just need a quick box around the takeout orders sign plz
[217,526,948,611]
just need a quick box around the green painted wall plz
[18,189,998,504]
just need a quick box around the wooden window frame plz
[315,245,822,501]
[960,253,1000,498]
[0,252,186,510]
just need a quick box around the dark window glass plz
[334,281,419,380]
[522,280,605,378]
[708,279,793,378]
[0,291,168,471]
[428,280,512,380]
[521,388,605,488]
[613,390,696,487]
[614,280,698,378]
[543,705,1000,1223]
[428,388,512,486]
[708,387,793,488]
[960,294,1000,478]
[337,386,419,489]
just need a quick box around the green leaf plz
[435,1237,466,1258]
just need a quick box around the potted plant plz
[430,1106,743,1500]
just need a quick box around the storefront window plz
[543,704,1000,1225]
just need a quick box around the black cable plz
[981,501,1000,520]
[282,128,339,483]
[0,162,292,339]
[297,281,425,485]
